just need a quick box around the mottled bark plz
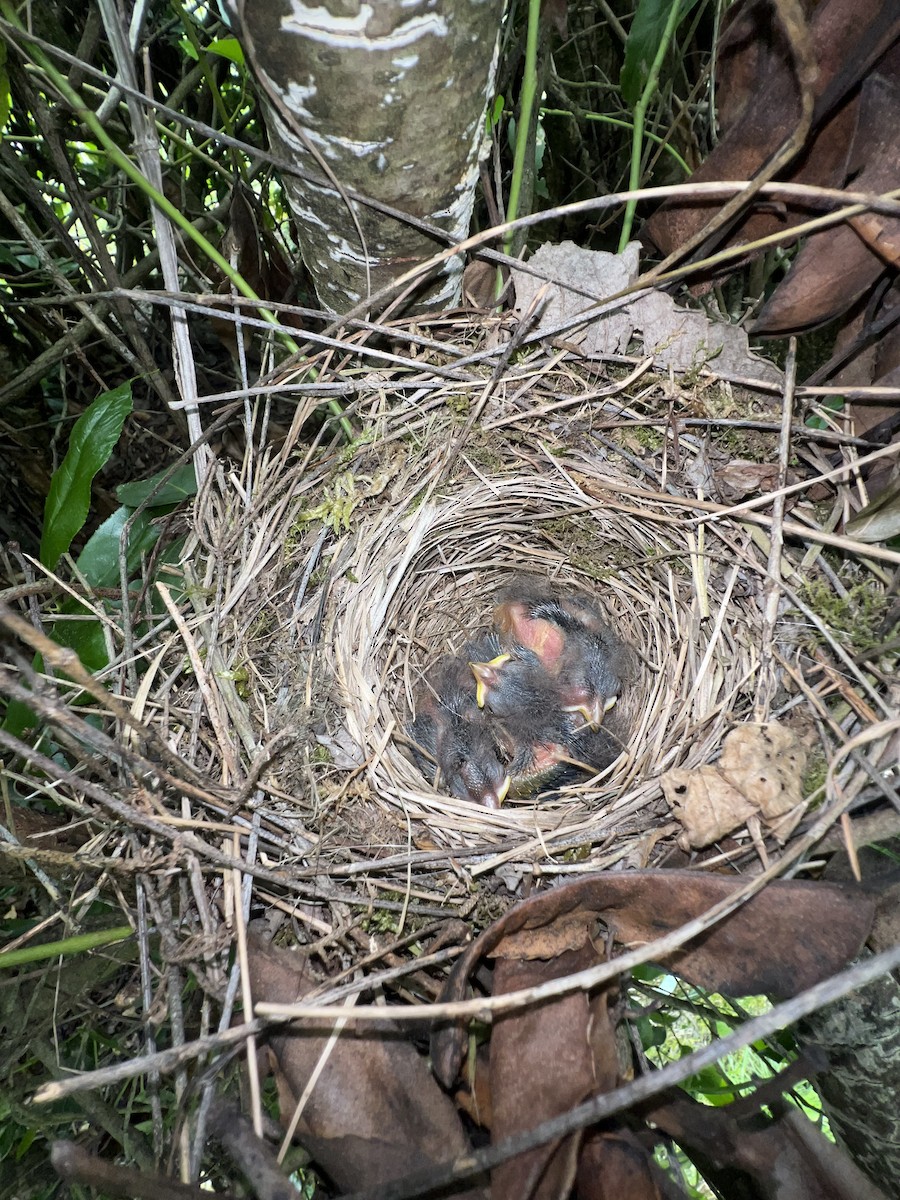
[229,0,503,313]
[800,960,900,1197]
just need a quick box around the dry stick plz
[757,337,797,720]
[0,178,141,381]
[0,57,180,414]
[255,778,869,1027]
[436,287,550,483]
[336,943,900,1200]
[688,439,900,529]
[191,817,261,1181]
[0,717,333,901]
[156,583,239,781]
[99,1,209,474]
[232,850,264,1141]
[207,1099,298,1200]
[571,474,900,568]
[50,1141,240,1200]
[135,876,165,1160]
[0,603,224,794]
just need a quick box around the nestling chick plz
[493,704,570,797]
[495,706,623,797]
[408,654,511,808]
[494,576,633,730]
[465,628,546,717]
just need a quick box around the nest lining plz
[304,459,767,851]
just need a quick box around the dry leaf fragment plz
[510,241,781,384]
[629,290,783,385]
[719,721,807,819]
[511,240,641,357]
[715,460,785,503]
[660,766,757,850]
[845,469,900,543]
[661,721,807,848]
[432,872,874,1199]
[432,871,875,1092]
[247,930,486,1197]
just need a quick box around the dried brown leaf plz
[715,460,788,503]
[660,765,757,849]
[719,722,807,819]
[248,931,485,1197]
[432,872,875,1090]
[489,946,609,1200]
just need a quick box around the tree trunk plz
[228,0,504,313]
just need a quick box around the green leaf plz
[206,37,244,66]
[75,505,162,589]
[0,925,133,969]
[50,507,185,670]
[683,1065,735,1105]
[621,0,699,107]
[631,963,668,984]
[805,394,845,430]
[634,1014,668,1050]
[40,382,133,569]
[115,462,197,509]
[486,93,504,135]
[48,607,110,674]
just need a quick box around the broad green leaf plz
[634,1014,668,1050]
[2,503,186,729]
[115,462,197,509]
[631,963,667,984]
[683,1064,735,1105]
[75,503,173,589]
[48,605,110,674]
[206,37,244,66]
[40,382,133,569]
[51,507,185,670]
[486,93,504,135]
[1,696,39,737]
[621,0,700,107]
[806,394,845,430]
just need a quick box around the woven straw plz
[210,397,781,866]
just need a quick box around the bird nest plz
[323,470,754,847]
[184,356,829,872]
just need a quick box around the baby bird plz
[496,706,624,797]
[494,576,633,730]
[408,655,511,808]
[493,704,571,797]
[465,629,546,717]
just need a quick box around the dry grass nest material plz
[325,470,756,849]
[2,316,897,921]
[210,389,795,865]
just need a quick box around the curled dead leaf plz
[715,460,788,503]
[719,722,806,819]
[660,766,757,851]
[661,721,807,849]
